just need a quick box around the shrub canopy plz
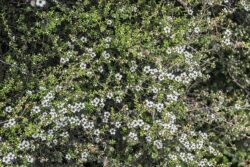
[0,0,249,166]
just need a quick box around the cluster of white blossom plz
[68,102,85,113]
[223,29,232,46]
[2,153,15,164]
[3,119,16,128]
[240,0,250,11]
[128,132,138,141]
[30,0,46,7]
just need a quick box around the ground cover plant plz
[0,0,249,166]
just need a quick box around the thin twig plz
[176,0,189,11]
[227,68,250,95]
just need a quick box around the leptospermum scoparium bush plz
[0,0,250,166]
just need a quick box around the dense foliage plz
[0,0,249,166]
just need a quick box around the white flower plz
[104,111,110,118]
[133,6,138,12]
[60,57,69,64]
[32,106,41,114]
[36,0,46,7]
[94,129,100,136]
[158,74,164,81]
[128,132,138,141]
[26,155,34,163]
[169,154,177,161]
[115,73,122,81]
[107,20,112,25]
[198,159,208,167]
[194,27,200,33]
[164,26,171,34]
[80,62,87,69]
[235,104,241,110]
[150,68,158,75]
[135,85,142,91]
[224,29,232,36]
[166,48,172,54]
[30,0,36,7]
[223,38,231,46]
[137,119,144,127]
[145,100,154,108]
[26,90,33,95]
[143,66,151,74]
[4,119,16,128]
[115,96,122,103]
[145,136,152,142]
[197,140,204,149]
[180,152,187,162]
[80,36,87,43]
[188,8,193,15]
[98,66,104,73]
[107,92,113,99]
[5,106,13,113]
[102,51,110,59]
[90,52,96,58]
[153,140,163,149]
[152,87,158,94]
[138,52,145,57]
[53,139,58,145]
[115,121,121,128]
[81,151,89,159]
[2,156,11,164]
[130,65,137,72]
[175,45,185,54]
[65,154,71,160]
[109,128,116,135]
[200,132,208,139]
[102,117,108,123]
[92,97,100,107]
[183,141,190,149]
[18,140,30,150]
[156,103,164,112]
[144,124,151,131]
[104,37,112,43]
[207,161,213,167]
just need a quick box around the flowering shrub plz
[0,0,249,166]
